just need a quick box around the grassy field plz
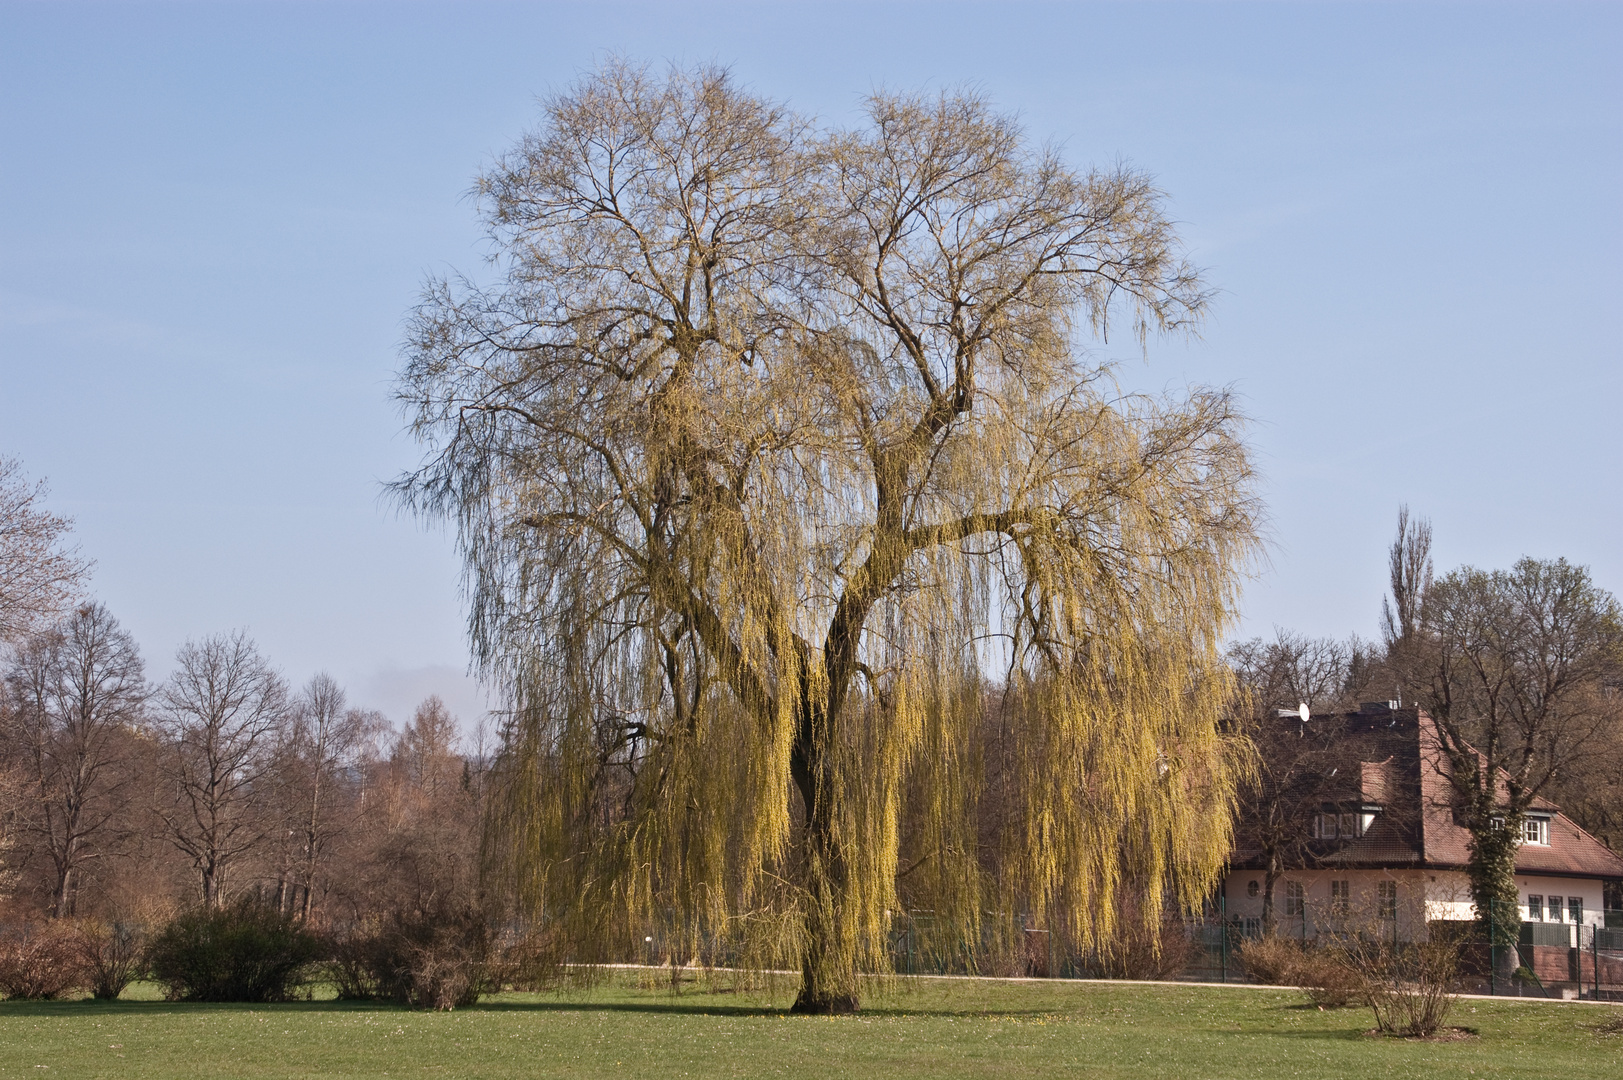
[1,974,1618,1079]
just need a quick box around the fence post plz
[1595,930,1600,1001]
[1220,894,1228,984]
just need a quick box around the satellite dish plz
[1298,701,1311,723]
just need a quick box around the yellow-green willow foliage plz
[394,60,1260,1012]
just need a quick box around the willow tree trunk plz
[786,545,892,1013]
[790,730,859,1013]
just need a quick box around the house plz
[1222,701,1623,959]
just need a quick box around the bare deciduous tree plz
[1381,504,1433,649]
[331,697,481,926]
[0,458,90,642]
[275,673,385,919]
[1544,690,1623,856]
[155,632,288,908]
[1397,547,1623,975]
[395,61,1259,1011]
[390,695,462,805]
[2,603,146,916]
[0,704,26,902]
[1228,631,1356,932]
[1231,631,1354,714]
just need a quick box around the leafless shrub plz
[1237,935,1301,985]
[324,921,388,1000]
[395,933,485,1010]
[71,918,144,1000]
[1320,889,1461,1036]
[322,905,491,1010]
[1237,934,1363,1007]
[0,921,85,999]
[1294,949,1367,1009]
[1340,933,1461,1037]
[1088,911,1198,980]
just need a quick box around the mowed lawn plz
[1,975,1618,1080]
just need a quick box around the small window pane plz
[1569,897,1583,923]
[1548,896,1563,922]
[1377,881,1397,920]
[1528,895,1543,921]
[1284,881,1305,918]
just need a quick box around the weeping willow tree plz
[394,60,1260,1013]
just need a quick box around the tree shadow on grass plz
[474,999,786,1017]
[473,997,1143,1021]
[0,998,403,1019]
[0,995,1105,1022]
[1258,1026,1386,1042]
[0,996,791,1020]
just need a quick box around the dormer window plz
[1520,817,1551,846]
[1311,806,1380,839]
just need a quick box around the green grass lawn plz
[1,975,1618,1079]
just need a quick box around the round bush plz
[147,901,323,1002]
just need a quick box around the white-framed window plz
[1527,894,1543,921]
[1569,897,1583,923]
[1284,881,1305,918]
[1377,881,1397,920]
[1330,879,1350,916]
[1548,896,1564,922]
[1521,817,1550,845]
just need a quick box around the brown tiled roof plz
[1413,710,1623,877]
[1232,706,1623,880]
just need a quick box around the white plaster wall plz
[1222,868,1430,939]
[1224,867,1610,932]
[1513,874,1606,929]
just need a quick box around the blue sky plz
[2,1,1618,730]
